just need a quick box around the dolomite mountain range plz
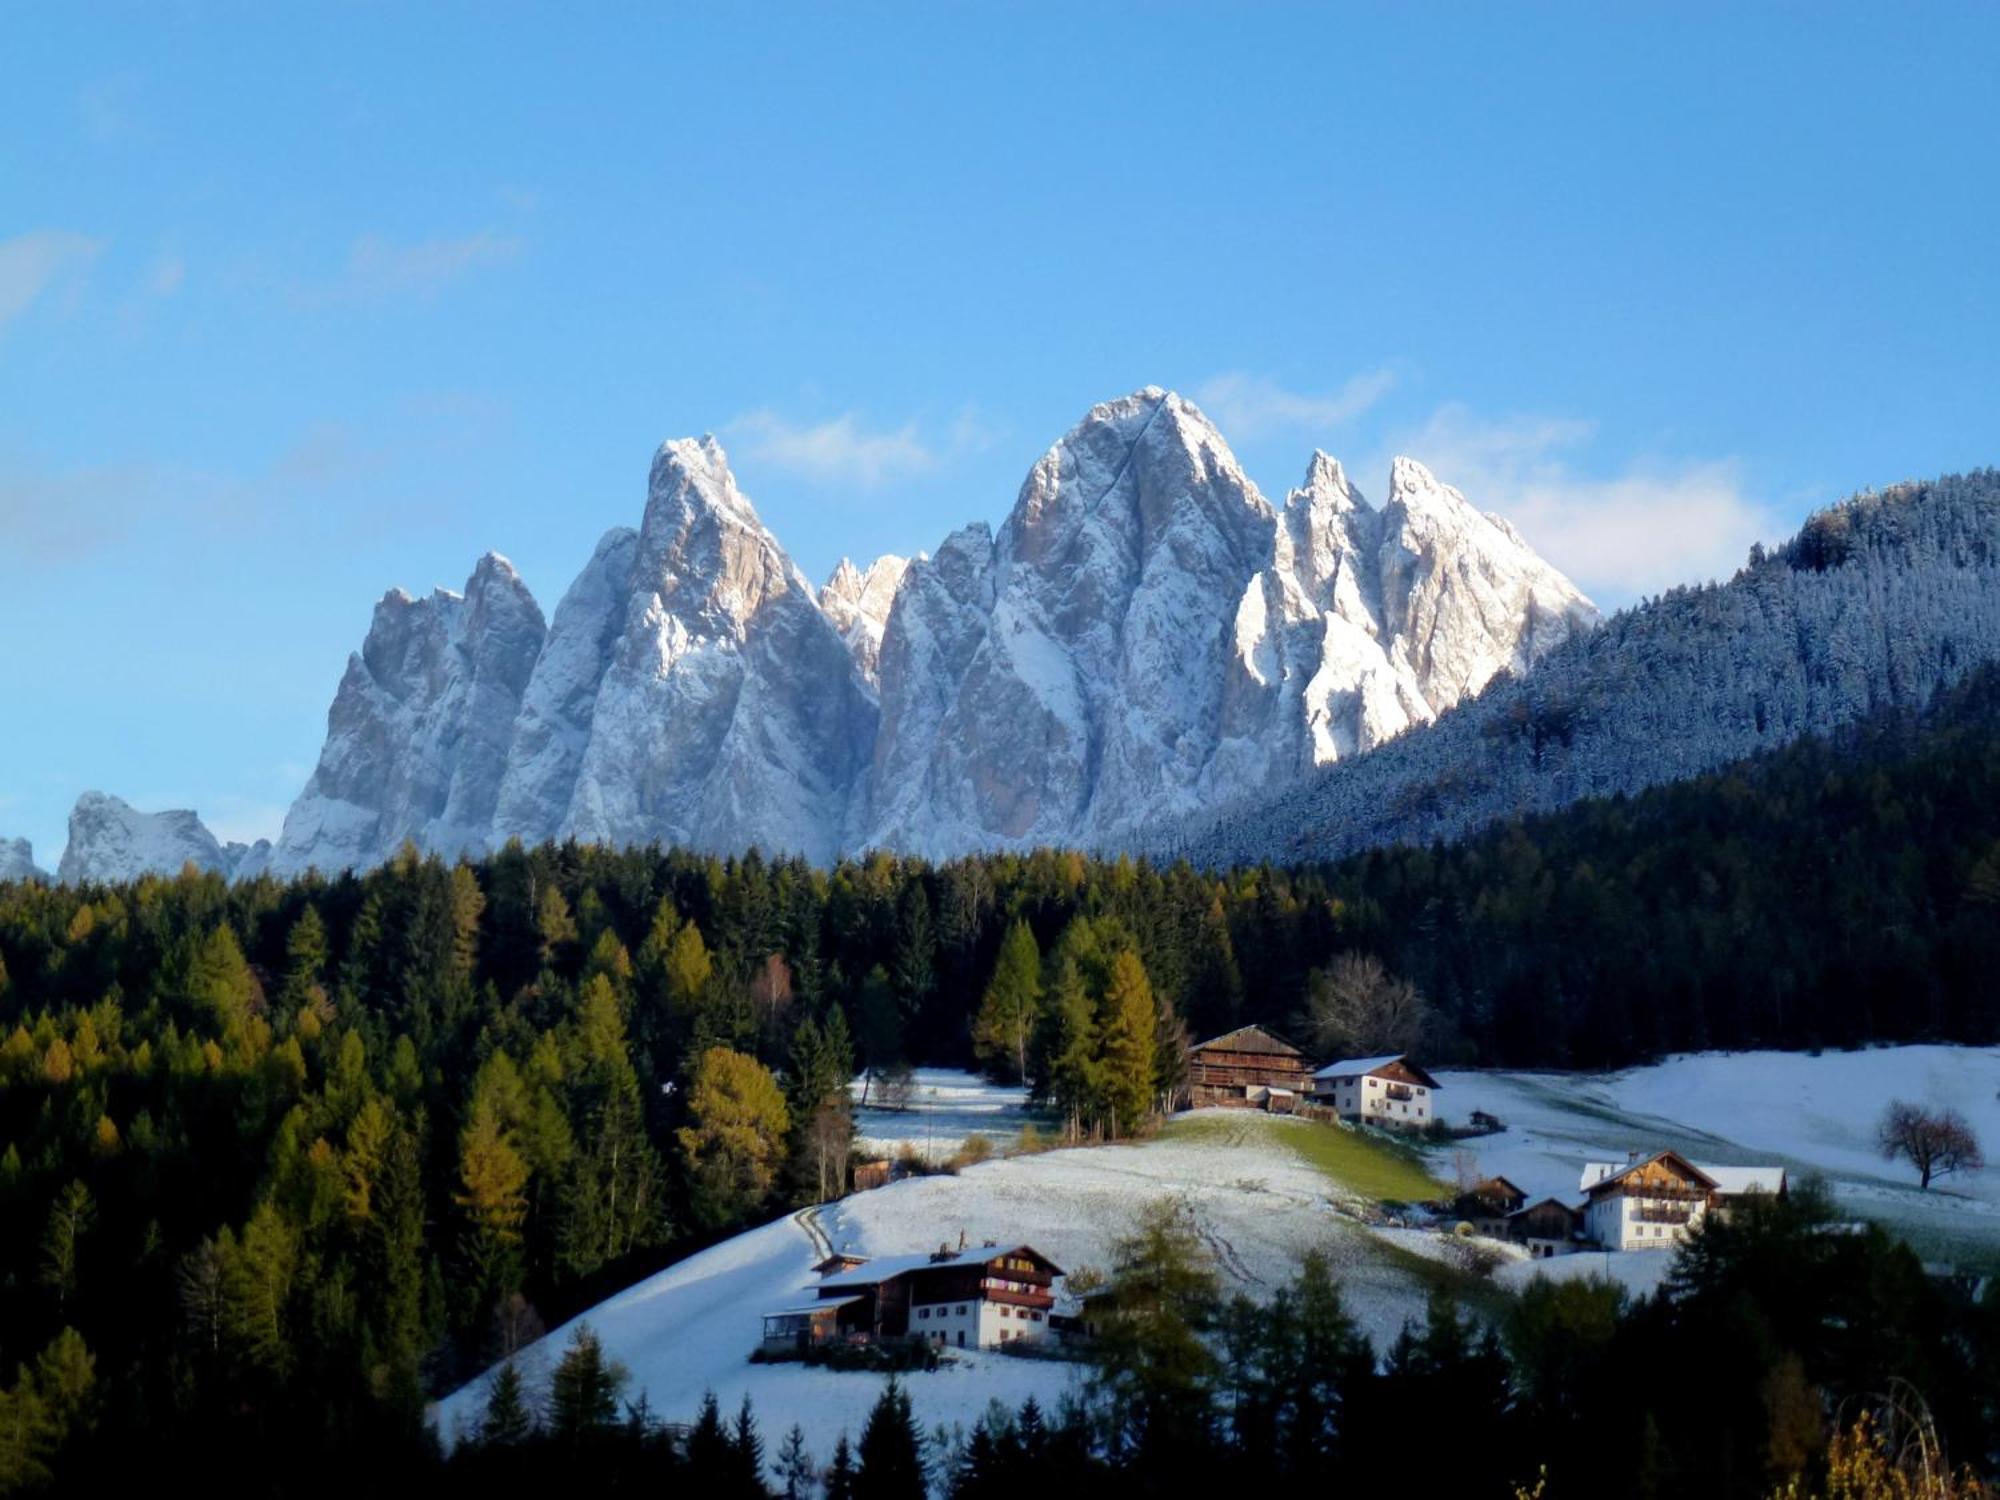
[27,387,1602,881]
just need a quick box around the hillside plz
[435,1105,1455,1457]
[1172,469,2000,866]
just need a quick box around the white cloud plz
[1385,403,1784,602]
[1192,369,1397,441]
[327,229,522,302]
[726,410,941,488]
[0,229,104,329]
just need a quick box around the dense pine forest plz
[5,667,2000,1492]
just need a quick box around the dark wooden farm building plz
[1184,1024,1317,1108]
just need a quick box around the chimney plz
[1627,1149,1642,1165]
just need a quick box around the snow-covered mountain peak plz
[636,434,810,636]
[57,792,234,884]
[820,554,913,685]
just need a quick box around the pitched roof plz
[1580,1151,1719,1195]
[1472,1175,1528,1200]
[764,1295,865,1317]
[1189,1024,1308,1058]
[1699,1165,1786,1196]
[815,1242,1064,1290]
[1311,1054,1443,1089]
[1579,1154,1785,1197]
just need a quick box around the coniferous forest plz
[5,668,2000,1493]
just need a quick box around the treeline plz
[449,1187,2000,1500]
[1320,660,2000,1067]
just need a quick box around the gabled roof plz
[1475,1175,1528,1200]
[1579,1150,1719,1196]
[1311,1053,1442,1089]
[1699,1165,1786,1196]
[1578,1154,1785,1198]
[1189,1024,1308,1059]
[815,1242,1064,1290]
[1508,1196,1583,1222]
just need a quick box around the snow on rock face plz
[0,838,47,882]
[818,553,911,687]
[864,392,1594,854]
[271,553,546,875]
[492,527,639,847]
[56,792,232,883]
[559,437,878,863]
[272,388,1595,871]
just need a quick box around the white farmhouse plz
[1308,1054,1441,1129]
[1579,1151,1787,1251]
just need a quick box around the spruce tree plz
[856,1377,926,1500]
[480,1361,535,1447]
[971,920,1040,1082]
[775,1423,815,1500]
[824,1433,858,1500]
[548,1325,625,1446]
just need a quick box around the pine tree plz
[38,1181,94,1316]
[1096,949,1157,1139]
[686,1389,733,1482]
[775,1422,816,1500]
[677,1047,791,1230]
[1038,956,1097,1141]
[972,920,1041,1082]
[480,1360,535,1446]
[732,1393,766,1496]
[857,1377,926,1500]
[548,1325,625,1445]
[824,1433,859,1500]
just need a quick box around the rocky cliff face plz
[0,838,46,882]
[56,792,233,883]
[271,554,545,875]
[554,437,878,864]
[819,554,912,688]
[269,388,1599,871]
[862,389,1595,853]
[1171,468,2000,866]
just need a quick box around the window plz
[958,1305,968,1316]
[918,1307,930,1319]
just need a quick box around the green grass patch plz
[1166,1113,1448,1204]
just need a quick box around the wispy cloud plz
[725,407,990,488]
[286,230,522,306]
[343,229,522,297]
[0,229,104,330]
[147,253,185,298]
[1192,369,1397,442]
[1385,403,1784,602]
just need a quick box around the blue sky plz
[4,3,1998,865]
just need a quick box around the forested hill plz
[4,662,2000,1486]
[1310,660,2000,1067]
[1169,468,2000,868]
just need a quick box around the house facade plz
[1309,1054,1441,1129]
[1184,1025,1317,1108]
[766,1242,1063,1353]
[1579,1152,1787,1251]
[1454,1175,1528,1236]
[1506,1197,1584,1257]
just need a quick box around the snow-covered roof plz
[1700,1165,1786,1196]
[815,1244,1058,1290]
[763,1296,864,1317]
[1190,1024,1308,1058]
[1312,1053,1408,1080]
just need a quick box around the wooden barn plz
[1184,1025,1317,1108]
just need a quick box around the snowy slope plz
[436,1109,1445,1457]
[1431,1046,2000,1263]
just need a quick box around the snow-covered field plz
[435,1102,1443,1460]
[436,1047,2000,1464]
[1432,1045,2000,1264]
[851,1069,1039,1162]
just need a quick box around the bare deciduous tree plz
[1296,952,1431,1059]
[1877,1098,1983,1189]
